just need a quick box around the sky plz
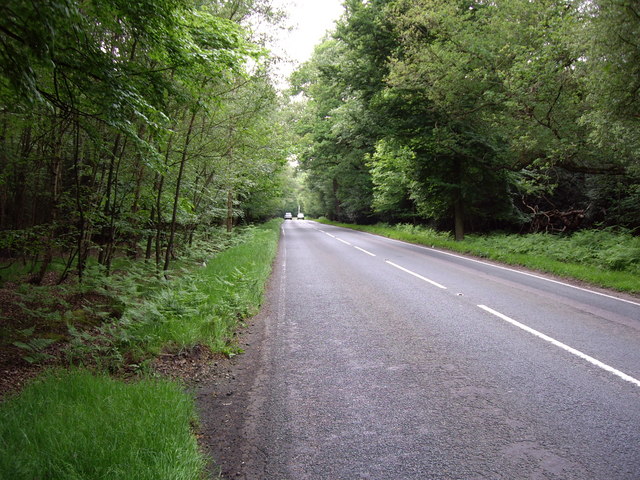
[268,0,345,85]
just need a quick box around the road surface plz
[198,220,640,479]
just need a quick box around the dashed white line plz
[409,244,640,307]
[385,261,447,290]
[478,305,640,388]
[354,246,376,257]
[336,238,352,246]
[330,225,639,307]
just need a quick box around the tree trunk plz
[34,156,62,284]
[226,190,233,233]
[98,133,121,269]
[453,156,465,242]
[155,175,165,268]
[454,197,465,242]
[14,126,32,229]
[164,110,197,272]
[72,118,88,281]
[332,177,340,220]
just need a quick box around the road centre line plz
[385,261,447,290]
[334,226,639,307]
[478,305,640,388]
[354,246,376,257]
[317,227,375,256]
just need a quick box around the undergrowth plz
[1,220,283,480]
[65,219,282,371]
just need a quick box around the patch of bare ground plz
[152,345,233,387]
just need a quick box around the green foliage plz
[125,221,280,355]
[291,0,640,234]
[367,139,415,219]
[65,220,281,370]
[289,13,389,223]
[12,327,55,364]
[467,229,640,276]
[0,369,206,479]
[0,0,290,281]
[580,0,640,160]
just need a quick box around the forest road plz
[196,220,640,480]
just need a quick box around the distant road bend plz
[202,219,640,480]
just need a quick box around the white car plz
[284,212,293,220]
[297,212,305,220]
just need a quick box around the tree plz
[0,0,292,280]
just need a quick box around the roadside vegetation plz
[289,0,640,245]
[316,219,640,294]
[0,369,206,480]
[0,0,290,476]
[0,220,282,478]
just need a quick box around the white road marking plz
[478,305,640,388]
[354,246,376,257]
[341,227,640,307]
[337,238,352,246]
[416,245,640,307]
[385,261,447,290]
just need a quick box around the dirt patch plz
[0,347,46,400]
[0,271,121,400]
[152,345,233,387]
[191,316,267,479]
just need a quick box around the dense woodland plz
[1,0,639,287]
[290,0,640,240]
[0,0,292,282]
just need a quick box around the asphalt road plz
[199,220,640,480]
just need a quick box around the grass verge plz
[0,369,206,480]
[1,220,283,479]
[123,219,281,357]
[315,219,640,294]
[66,219,282,370]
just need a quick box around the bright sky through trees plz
[270,0,344,85]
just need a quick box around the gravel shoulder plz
[193,240,283,479]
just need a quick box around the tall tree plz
[0,0,291,279]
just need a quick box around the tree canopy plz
[0,0,293,278]
[290,0,640,238]
[1,0,638,285]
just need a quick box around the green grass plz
[0,369,206,480]
[122,219,281,357]
[1,220,284,480]
[315,219,640,294]
[65,219,283,369]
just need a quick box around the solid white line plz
[336,238,352,246]
[478,305,640,388]
[346,228,640,307]
[419,245,640,307]
[354,246,376,257]
[385,261,447,289]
